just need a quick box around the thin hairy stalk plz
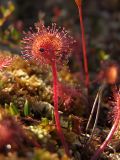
[78,4,89,89]
[91,90,120,160]
[52,61,70,157]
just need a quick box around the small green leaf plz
[1,6,6,15]
[24,99,30,116]
[9,102,19,116]
[68,115,72,131]
[0,81,4,89]
[41,118,49,126]
[99,50,110,60]
[9,2,15,12]
[11,28,20,40]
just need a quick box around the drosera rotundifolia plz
[86,62,119,141]
[91,87,120,160]
[21,21,75,157]
[0,55,13,71]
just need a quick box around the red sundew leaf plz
[91,88,120,160]
[0,115,39,151]
[21,21,75,66]
[58,82,81,110]
[111,87,120,122]
[0,55,13,71]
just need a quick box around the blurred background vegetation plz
[0,1,120,159]
[0,0,120,70]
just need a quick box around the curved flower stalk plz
[21,21,75,157]
[74,0,89,90]
[91,88,120,160]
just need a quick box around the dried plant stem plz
[86,91,99,132]
[89,84,105,142]
[89,90,102,142]
[78,5,89,90]
[52,61,70,157]
[91,90,120,160]
[86,83,105,134]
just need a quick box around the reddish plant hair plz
[0,55,13,71]
[91,88,120,160]
[21,22,75,66]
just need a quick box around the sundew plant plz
[0,0,119,160]
[21,22,75,157]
